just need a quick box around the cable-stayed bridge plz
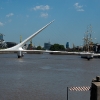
[0,20,55,58]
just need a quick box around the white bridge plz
[0,20,56,58]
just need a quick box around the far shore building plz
[0,33,7,48]
[93,44,100,53]
[66,42,70,49]
[0,33,4,41]
[44,42,51,50]
[6,42,17,48]
[0,33,17,48]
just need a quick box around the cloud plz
[0,22,4,26]
[31,5,50,18]
[6,13,14,17]
[40,13,48,18]
[33,5,50,11]
[74,3,84,12]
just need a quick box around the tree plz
[49,44,65,51]
[36,46,42,50]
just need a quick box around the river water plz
[0,53,100,100]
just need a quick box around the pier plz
[90,76,100,100]
[93,53,100,58]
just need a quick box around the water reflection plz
[18,58,25,62]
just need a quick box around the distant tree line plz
[31,43,100,53]
[35,44,65,51]
[49,44,65,51]
[36,46,42,50]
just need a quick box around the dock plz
[93,53,100,58]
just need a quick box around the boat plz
[80,52,94,60]
[80,25,94,60]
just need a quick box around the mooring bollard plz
[90,76,100,100]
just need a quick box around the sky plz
[0,0,100,47]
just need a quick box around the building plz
[0,33,4,41]
[93,44,100,53]
[66,42,69,48]
[27,40,33,50]
[6,42,17,48]
[0,33,7,48]
[0,33,20,48]
[44,42,51,50]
